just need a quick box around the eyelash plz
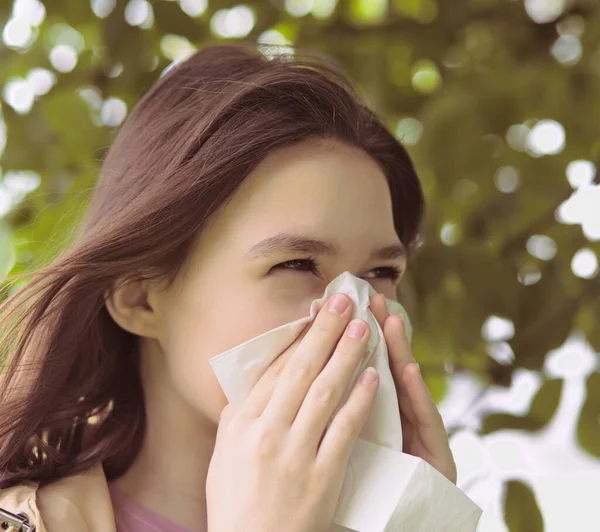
[272,258,403,283]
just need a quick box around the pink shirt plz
[108,483,191,532]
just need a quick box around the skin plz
[105,137,456,531]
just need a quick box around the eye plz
[363,266,403,282]
[272,258,318,274]
[272,258,403,283]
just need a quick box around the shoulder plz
[1,464,116,532]
[1,480,46,532]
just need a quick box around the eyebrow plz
[244,231,406,261]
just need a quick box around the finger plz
[402,363,450,456]
[369,292,389,330]
[316,365,379,468]
[261,293,354,426]
[384,313,416,385]
[239,321,315,419]
[239,342,294,419]
[397,387,418,425]
[290,318,371,453]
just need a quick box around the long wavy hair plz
[0,42,425,488]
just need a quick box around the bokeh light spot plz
[13,0,46,26]
[210,6,255,38]
[506,124,530,152]
[557,185,600,240]
[440,222,460,246]
[545,334,598,378]
[526,119,565,155]
[49,44,78,73]
[526,235,557,261]
[525,0,566,24]
[125,0,153,28]
[411,60,442,94]
[178,0,208,17]
[395,117,423,146]
[26,68,56,96]
[285,0,313,17]
[486,342,515,366]
[351,0,387,24]
[571,248,598,279]
[3,79,34,114]
[2,18,32,49]
[566,160,596,190]
[494,166,520,193]
[482,315,515,342]
[312,0,337,19]
[518,262,542,286]
[160,34,197,62]
[101,98,128,127]
[552,34,582,66]
[0,170,41,217]
[91,0,116,18]
[48,23,85,53]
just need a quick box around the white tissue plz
[208,271,482,531]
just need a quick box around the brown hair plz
[0,43,424,488]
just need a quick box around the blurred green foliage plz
[504,480,544,532]
[1,0,600,529]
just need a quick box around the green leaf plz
[511,295,581,371]
[481,413,537,434]
[503,480,544,532]
[481,378,563,434]
[577,371,600,458]
[528,378,563,427]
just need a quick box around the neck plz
[113,344,218,532]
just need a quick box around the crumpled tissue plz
[208,271,482,531]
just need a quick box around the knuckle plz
[335,410,360,433]
[266,356,287,381]
[250,425,279,457]
[311,379,336,405]
[281,454,304,478]
[287,360,311,380]
[221,415,243,439]
[315,317,334,333]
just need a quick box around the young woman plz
[0,43,474,531]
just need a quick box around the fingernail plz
[360,366,378,385]
[328,294,349,314]
[347,319,367,339]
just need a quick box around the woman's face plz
[147,138,407,423]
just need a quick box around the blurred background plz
[1,0,599,530]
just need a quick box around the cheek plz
[158,292,315,421]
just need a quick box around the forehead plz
[225,139,395,227]
[188,139,402,269]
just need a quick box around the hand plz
[207,293,379,532]
[369,293,458,484]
